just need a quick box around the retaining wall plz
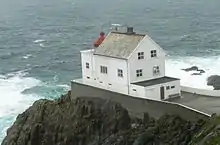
[71,81,210,121]
[181,86,220,97]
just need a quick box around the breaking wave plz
[166,56,220,90]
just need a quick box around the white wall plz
[129,84,146,98]
[93,55,129,94]
[163,80,181,99]
[128,36,166,83]
[129,79,181,101]
[181,86,220,97]
[81,49,94,80]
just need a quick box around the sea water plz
[0,0,220,142]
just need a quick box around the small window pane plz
[118,69,123,77]
[100,66,107,74]
[151,50,157,57]
[136,69,143,77]
[138,52,144,60]
[86,63,89,69]
[153,66,160,75]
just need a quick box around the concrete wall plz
[128,35,166,83]
[181,86,220,97]
[71,81,210,121]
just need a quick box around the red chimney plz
[93,32,105,48]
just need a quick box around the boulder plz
[182,66,199,72]
[182,66,206,76]
[207,75,220,90]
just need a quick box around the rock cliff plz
[2,91,220,145]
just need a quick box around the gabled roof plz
[94,32,145,59]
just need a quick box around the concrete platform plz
[71,80,211,121]
[170,91,220,115]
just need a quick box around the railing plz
[181,86,220,97]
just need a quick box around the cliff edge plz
[2,91,220,145]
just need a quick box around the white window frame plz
[100,66,108,74]
[86,62,89,69]
[151,50,157,57]
[117,69,123,77]
[136,69,143,77]
[138,52,144,60]
[153,66,160,75]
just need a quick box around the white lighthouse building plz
[76,27,181,101]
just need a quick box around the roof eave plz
[93,53,128,60]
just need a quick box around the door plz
[160,86,165,100]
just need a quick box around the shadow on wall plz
[71,81,210,121]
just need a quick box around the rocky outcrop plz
[207,75,220,90]
[1,91,216,145]
[182,66,205,75]
[189,114,220,145]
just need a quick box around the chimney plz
[127,27,135,34]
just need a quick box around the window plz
[151,50,157,57]
[100,66,107,74]
[86,62,89,69]
[138,52,144,59]
[136,69,143,77]
[166,86,170,90]
[118,69,123,77]
[153,66,160,75]
[171,86,175,89]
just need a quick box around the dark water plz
[0,0,220,142]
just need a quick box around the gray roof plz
[94,32,145,59]
[132,76,180,87]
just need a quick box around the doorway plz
[160,86,165,100]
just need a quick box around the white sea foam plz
[22,54,32,59]
[0,71,42,141]
[0,72,41,117]
[166,56,220,90]
[39,43,45,47]
[33,39,46,43]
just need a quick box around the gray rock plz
[182,66,199,72]
[2,91,207,145]
[191,73,202,76]
[207,75,220,90]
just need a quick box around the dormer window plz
[153,66,160,75]
[138,52,144,59]
[151,50,157,57]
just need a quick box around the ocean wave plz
[0,71,70,142]
[33,39,46,43]
[166,55,220,89]
[22,54,33,59]
[0,72,41,117]
[0,71,41,142]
